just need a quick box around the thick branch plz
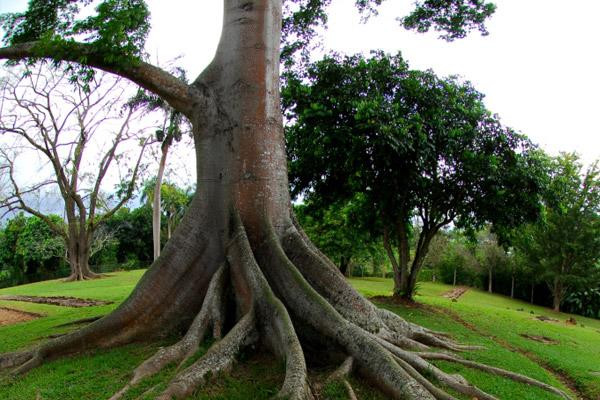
[0,41,197,116]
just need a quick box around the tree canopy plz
[284,51,545,298]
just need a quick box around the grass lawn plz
[0,271,598,399]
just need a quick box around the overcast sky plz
[1,0,599,168]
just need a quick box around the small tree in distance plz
[0,66,149,280]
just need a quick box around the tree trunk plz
[64,234,99,281]
[339,255,350,277]
[488,267,493,293]
[0,2,572,399]
[153,143,169,260]
[382,226,403,296]
[397,221,410,293]
[403,231,435,300]
[453,267,457,286]
[552,277,563,312]
[510,275,515,299]
[530,283,535,304]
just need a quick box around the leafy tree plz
[422,230,449,282]
[100,205,153,267]
[0,66,149,281]
[0,2,567,399]
[284,51,544,300]
[474,228,508,293]
[513,153,600,312]
[0,213,65,285]
[160,182,192,241]
[294,194,375,276]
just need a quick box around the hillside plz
[0,272,598,399]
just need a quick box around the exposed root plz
[63,270,104,282]
[109,265,228,400]
[418,352,572,400]
[54,316,104,327]
[228,214,313,399]
[326,357,358,400]
[342,379,358,400]
[391,355,456,400]
[327,356,354,382]
[156,311,258,400]
[0,350,34,370]
[261,221,438,399]
[284,222,482,353]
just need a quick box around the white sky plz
[1,0,599,169]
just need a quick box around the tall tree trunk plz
[530,282,535,304]
[397,221,410,292]
[488,267,493,293]
[403,231,435,300]
[383,226,403,296]
[453,267,457,286]
[153,143,169,260]
[510,275,515,299]
[552,277,563,312]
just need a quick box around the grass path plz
[0,271,598,399]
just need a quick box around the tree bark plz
[383,225,403,296]
[488,267,493,293]
[403,230,436,300]
[552,277,564,312]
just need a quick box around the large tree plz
[0,66,149,280]
[284,52,544,300]
[0,1,569,399]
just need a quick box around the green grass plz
[0,271,598,399]
[350,277,600,399]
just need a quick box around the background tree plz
[474,228,508,293]
[128,70,189,260]
[512,153,600,312]
[284,51,544,300]
[422,230,449,282]
[101,205,153,267]
[0,66,149,281]
[0,213,65,286]
[0,2,567,399]
[294,194,375,276]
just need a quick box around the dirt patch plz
[0,295,112,307]
[0,306,41,326]
[441,287,469,301]
[535,315,560,323]
[520,334,559,345]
